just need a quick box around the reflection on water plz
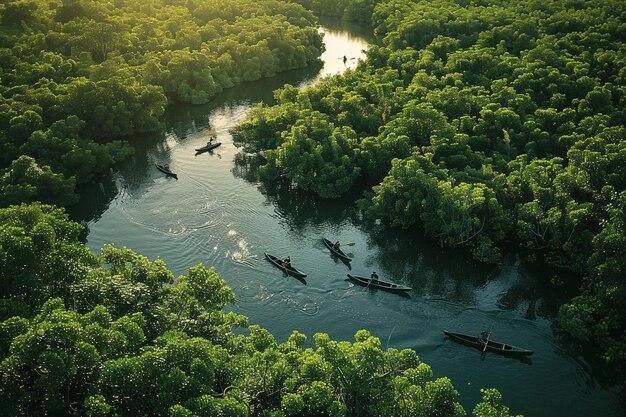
[67,17,623,417]
[72,172,119,225]
[229,126,575,322]
[231,152,262,184]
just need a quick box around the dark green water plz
[69,18,623,417]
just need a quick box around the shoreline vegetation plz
[233,0,626,376]
[0,0,623,415]
[0,203,518,417]
[0,0,324,206]
[0,1,522,416]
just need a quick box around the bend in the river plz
[69,17,623,417]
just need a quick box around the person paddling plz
[333,240,341,250]
[478,330,491,350]
[282,256,291,269]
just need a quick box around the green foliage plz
[473,389,522,417]
[0,203,96,319]
[289,0,380,23]
[261,113,362,197]
[0,203,519,417]
[558,190,626,367]
[0,0,324,207]
[0,299,145,416]
[232,0,626,369]
[0,155,78,207]
[95,332,231,416]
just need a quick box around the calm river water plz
[70,18,623,417]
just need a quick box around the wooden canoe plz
[347,274,411,292]
[195,142,221,153]
[264,253,307,278]
[323,238,351,262]
[443,330,534,356]
[155,164,178,179]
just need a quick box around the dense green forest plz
[0,0,324,206]
[287,0,378,23]
[0,204,520,417]
[232,0,626,373]
[0,0,623,413]
[0,0,527,415]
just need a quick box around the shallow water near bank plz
[69,17,623,417]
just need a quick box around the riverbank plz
[68,18,623,417]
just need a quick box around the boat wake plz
[281,294,320,316]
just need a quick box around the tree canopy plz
[0,204,519,417]
[0,0,325,206]
[232,0,626,372]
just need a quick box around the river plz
[69,17,623,417]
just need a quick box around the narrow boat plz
[155,164,178,179]
[347,274,411,292]
[323,238,351,262]
[443,330,534,356]
[195,142,222,153]
[264,253,307,278]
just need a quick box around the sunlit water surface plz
[70,18,623,417]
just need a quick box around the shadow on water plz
[343,277,412,299]
[291,275,308,286]
[331,252,352,270]
[231,152,262,184]
[359,223,499,305]
[264,180,361,231]
[67,18,624,417]
[479,351,534,366]
[69,172,119,224]
[68,131,177,223]
[496,257,577,319]
[232,152,363,228]
[231,152,562,308]
[160,60,324,137]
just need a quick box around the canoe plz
[195,142,221,153]
[443,330,534,356]
[155,164,178,179]
[347,274,411,292]
[264,253,307,278]
[323,238,351,262]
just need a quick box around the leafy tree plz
[0,299,145,416]
[558,190,626,369]
[0,203,96,319]
[0,203,520,416]
[233,0,626,368]
[0,155,78,207]
[473,389,522,417]
[261,114,362,197]
[1,0,325,206]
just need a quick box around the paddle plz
[482,326,494,352]
[483,333,491,352]
[345,242,356,246]
[280,258,290,276]
[208,150,222,158]
[365,273,377,291]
